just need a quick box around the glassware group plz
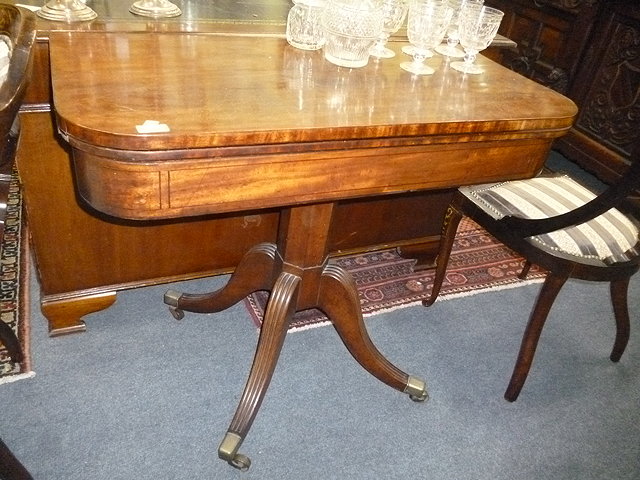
[285,0,503,73]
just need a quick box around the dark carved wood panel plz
[486,0,640,198]
[574,11,640,160]
[487,0,599,94]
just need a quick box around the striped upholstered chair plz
[423,152,640,402]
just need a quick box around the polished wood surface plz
[52,36,525,151]
[49,31,576,469]
[51,34,575,219]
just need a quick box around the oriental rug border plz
[0,171,32,384]
[244,218,547,331]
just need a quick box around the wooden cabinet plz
[487,0,640,185]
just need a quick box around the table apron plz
[72,138,553,220]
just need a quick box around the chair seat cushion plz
[460,175,640,264]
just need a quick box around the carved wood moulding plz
[533,0,599,13]
[579,21,640,156]
[506,40,570,93]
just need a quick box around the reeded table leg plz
[319,263,428,401]
[164,243,281,319]
[218,271,301,470]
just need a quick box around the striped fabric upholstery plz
[460,175,640,265]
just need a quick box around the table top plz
[48,31,577,220]
[50,32,576,153]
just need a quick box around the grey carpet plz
[0,259,638,479]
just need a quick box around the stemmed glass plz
[435,0,484,58]
[400,0,453,75]
[370,0,409,59]
[451,5,503,74]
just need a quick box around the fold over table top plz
[50,32,575,151]
[48,32,577,220]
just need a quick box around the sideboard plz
[14,0,517,335]
[487,0,640,189]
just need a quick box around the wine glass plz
[435,0,484,58]
[451,5,503,74]
[370,0,409,59]
[400,0,453,75]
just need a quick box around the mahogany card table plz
[48,31,576,470]
[11,0,516,336]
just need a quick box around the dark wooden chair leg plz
[0,437,33,480]
[609,278,631,362]
[423,204,464,307]
[0,322,23,364]
[518,260,532,279]
[505,273,567,402]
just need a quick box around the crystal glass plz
[321,0,384,68]
[435,0,483,58]
[451,5,503,74]
[286,0,327,50]
[129,0,182,18]
[400,0,453,75]
[369,0,409,59]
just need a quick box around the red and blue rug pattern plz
[244,218,546,331]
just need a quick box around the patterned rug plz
[244,217,547,331]
[0,172,32,384]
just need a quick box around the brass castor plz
[404,375,429,402]
[164,289,185,320]
[219,432,251,471]
[229,453,251,471]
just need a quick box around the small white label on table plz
[136,120,171,133]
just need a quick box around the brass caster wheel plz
[168,306,185,320]
[404,375,429,403]
[219,432,251,471]
[409,389,429,402]
[229,453,251,471]
[164,289,185,320]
